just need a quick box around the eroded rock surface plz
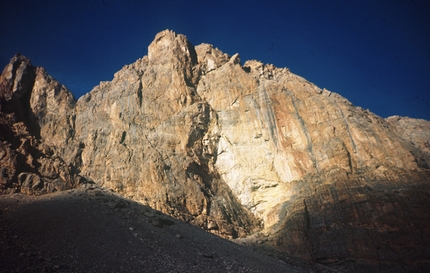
[1,30,430,271]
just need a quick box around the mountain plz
[1,30,430,272]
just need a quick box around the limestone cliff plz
[1,30,430,270]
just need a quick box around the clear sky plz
[1,0,429,120]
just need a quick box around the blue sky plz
[1,0,429,120]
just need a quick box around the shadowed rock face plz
[0,54,84,194]
[1,30,430,270]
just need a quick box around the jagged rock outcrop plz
[1,30,430,271]
[0,54,85,194]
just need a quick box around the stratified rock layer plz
[1,30,429,271]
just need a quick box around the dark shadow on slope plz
[0,185,335,273]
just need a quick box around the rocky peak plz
[147,30,199,89]
[0,54,84,194]
[148,30,197,64]
[0,53,35,101]
[195,43,231,74]
[71,30,259,238]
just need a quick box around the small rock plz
[144,211,155,218]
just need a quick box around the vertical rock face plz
[0,54,84,194]
[1,30,430,270]
[195,54,423,229]
[30,66,77,162]
[73,30,258,237]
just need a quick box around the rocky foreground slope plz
[1,30,430,271]
[1,186,333,273]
